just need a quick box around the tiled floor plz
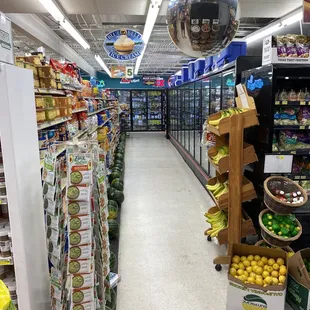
[117,132,227,310]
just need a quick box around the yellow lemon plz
[255,278,264,286]
[254,255,261,262]
[271,271,279,278]
[232,255,241,264]
[252,266,258,273]
[237,269,244,276]
[263,265,269,271]
[230,268,237,276]
[239,275,247,282]
[240,256,247,262]
[264,276,273,285]
[279,266,287,276]
[243,271,249,278]
[267,266,273,273]
[243,260,251,267]
[251,261,258,267]
[247,255,254,262]
[246,266,253,273]
[268,258,276,266]
[272,277,279,285]
[247,277,255,284]
[288,252,294,258]
[261,256,268,264]
[279,275,286,284]
[257,261,265,268]
[273,263,280,271]
[250,272,256,278]
[232,263,239,270]
[277,258,285,266]
[262,271,270,279]
[239,263,245,270]
[255,267,263,275]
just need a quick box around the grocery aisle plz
[117,132,227,310]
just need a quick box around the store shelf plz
[37,117,72,130]
[273,125,310,130]
[88,126,98,135]
[60,86,82,92]
[83,96,104,100]
[35,88,66,95]
[72,107,88,113]
[272,150,310,156]
[0,256,13,266]
[275,100,310,106]
[87,107,116,117]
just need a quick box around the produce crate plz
[208,143,258,174]
[206,173,257,210]
[205,206,256,246]
[207,109,259,136]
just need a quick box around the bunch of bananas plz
[206,180,229,199]
[211,146,229,165]
[208,108,248,127]
[204,210,228,237]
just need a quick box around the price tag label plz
[282,101,288,105]
[291,151,296,154]
[264,155,293,173]
[300,126,306,130]
[300,101,306,105]
[301,176,307,180]
[275,101,280,105]
[0,261,11,266]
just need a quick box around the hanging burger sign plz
[104,28,144,61]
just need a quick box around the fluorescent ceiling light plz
[246,23,282,44]
[134,0,163,75]
[61,19,90,49]
[39,0,63,22]
[95,55,111,77]
[281,11,302,26]
[39,0,90,49]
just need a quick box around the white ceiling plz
[0,0,303,75]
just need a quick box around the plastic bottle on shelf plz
[288,89,297,101]
[305,88,310,100]
[298,89,305,101]
[279,89,288,100]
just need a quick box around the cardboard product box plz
[286,248,310,310]
[227,243,287,310]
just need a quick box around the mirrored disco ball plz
[167,0,239,57]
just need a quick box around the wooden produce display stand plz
[205,85,259,271]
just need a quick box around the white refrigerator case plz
[0,63,50,309]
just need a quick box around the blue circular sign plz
[103,29,144,61]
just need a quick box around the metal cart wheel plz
[215,264,222,272]
[207,235,212,242]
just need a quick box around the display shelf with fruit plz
[255,240,294,257]
[205,86,259,271]
[205,207,256,245]
[208,143,258,174]
[207,108,259,136]
[206,174,257,210]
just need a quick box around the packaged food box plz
[71,272,94,289]
[55,71,61,80]
[68,258,93,274]
[227,243,287,310]
[286,248,310,310]
[36,109,46,123]
[35,97,45,109]
[15,60,24,68]
[59,107,68,117]
[40,78,57,89]
[15,56,25,62]
[38,66,55,78]
[34,78,40,88]
[25,55,41,66]
[45,109,57,121]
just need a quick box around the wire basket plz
[259,209,302,247]
[255,239,294,253]
[264,176,308,215]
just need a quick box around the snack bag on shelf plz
[201,121,216,149]
[0,280,16,310]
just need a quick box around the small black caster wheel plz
[241,237,247,243]
[215,264,222,272]
[207,235,212,242]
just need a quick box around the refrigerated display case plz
[168,56,261,185]
[113,90,165,132]
[115,90,131,132]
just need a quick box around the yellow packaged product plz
[45,109,57,121]
[0,280,16,309]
